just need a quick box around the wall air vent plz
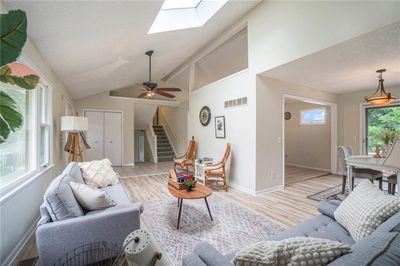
[224,97,248,109]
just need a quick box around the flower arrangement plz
[184,175,196,192]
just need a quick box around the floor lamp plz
[61,115,88,162]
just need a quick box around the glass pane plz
[40,125,49,165]
[301,109,326,124]
[0,83,29,185]
[366,105,400,154]
[162,0,201,10]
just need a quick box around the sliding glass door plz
[365,104,400,155]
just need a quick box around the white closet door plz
[104,112,122,166]
[85,111,104,161]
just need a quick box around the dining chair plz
[384,138,400,195]
[337,145,383,193]
[174,140,197,171]
[204,143,231,192]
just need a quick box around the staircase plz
[153,125,175,161]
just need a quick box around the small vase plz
[374,145,381,158]
[186,184,192,192]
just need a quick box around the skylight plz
[148,0,228,34]
[162,0,202,10]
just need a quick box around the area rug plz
[308,180,397,202]
[141,194,284,266]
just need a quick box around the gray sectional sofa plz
[183,200,400,266]
[36,162,143,265]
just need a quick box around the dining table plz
[346,155,400,193]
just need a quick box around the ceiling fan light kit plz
[365,69,397,106]
[137,50,182,99]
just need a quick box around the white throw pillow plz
[79,159,120,188]
[334,179,400,242]
[70,182,116,211]
[232,237,350,266]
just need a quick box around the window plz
[161,0,201,10]
[148,0,228,34]
[0,66,51,189]
[301,108,326,125]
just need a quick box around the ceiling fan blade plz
[155,90,175,98]
[134,83,151,90]
[137,92,148,98]
[156,87,181,92]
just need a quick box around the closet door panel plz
[104,112,122,166]
[85,111,104,161]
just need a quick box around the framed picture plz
[215,116,226,138]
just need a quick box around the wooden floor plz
[15,161,342,264]
[120,164,341,228]
[285,165,330,185]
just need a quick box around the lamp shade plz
[60,116,88,132]
[384,139,400,168]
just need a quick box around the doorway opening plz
[283,95,337,186]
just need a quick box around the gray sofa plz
[36,162,143,265]
[183,200,400,266]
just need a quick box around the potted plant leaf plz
[379,129,398,157]
[0,9,40,143]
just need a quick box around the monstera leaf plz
[0,65,39,90]
[0,90,23,143]
[0,10,27,67]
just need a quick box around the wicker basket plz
[168,169,196,190]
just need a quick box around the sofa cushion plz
[79,159,119,188]
[44,172,84,221]
[62,162,84,183]
[193,242,233,266]
[328,232,399,266]
[334,180,400,241]
[232,237,350,266]
[317,201,339,219]
[270,214,354,246]
[70,182,116,211]
[101,184,132,207]
[375,212,400,233]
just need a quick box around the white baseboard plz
[255,184,284,195]
[229,182,257,195]
[122,162,135,167]
[286,163,331,173]
[229,183,284,196]
[3,216,40,266]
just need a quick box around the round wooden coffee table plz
[168,183,213,229]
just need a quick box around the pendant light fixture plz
[365,69,397,106]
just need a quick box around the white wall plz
[166,0,399,194]
[188,70,257,193]
[256,77,337,191]
[75,92,135,165]
[247,1,400,75]
[285,102,331,171]
[159,101,189,156]
[0,27,74,266]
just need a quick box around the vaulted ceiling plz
[3,0,260,99]
[262,22,400,94]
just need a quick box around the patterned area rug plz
[307,185,350,201]
[141,194,284,266]
[308,179,397,201]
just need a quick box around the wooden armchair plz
[174,140,197,171]
[204,143,231,192]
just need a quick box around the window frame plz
[0,53,53,199]
[300,108,327,126]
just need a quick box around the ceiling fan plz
[136,50,181,99]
